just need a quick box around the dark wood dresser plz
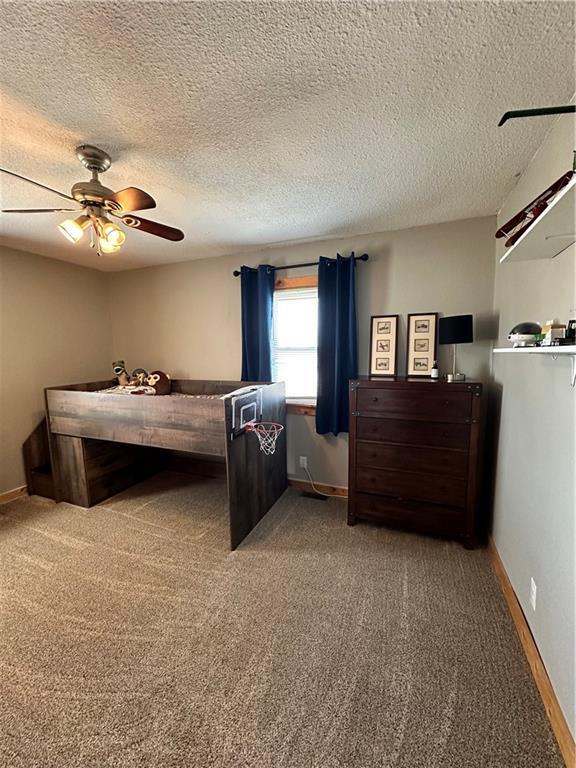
[348,377,483,547]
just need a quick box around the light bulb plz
[101,221,126,247]
[98,238,120,254]
[58,214,90,243]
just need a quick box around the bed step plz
[22,420,56,500]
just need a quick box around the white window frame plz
[271,275,319,402]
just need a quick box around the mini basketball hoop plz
[245,422,284,455]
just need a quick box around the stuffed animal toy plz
[131,368,148,386]
[147,370,171,395]
[131,370,171,396]
[112,360,132,387]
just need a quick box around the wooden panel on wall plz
[225,382,287,550]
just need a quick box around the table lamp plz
[439,315,473,382]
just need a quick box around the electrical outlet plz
[299,455,308,469]
[530,578,537,611]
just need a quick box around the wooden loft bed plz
[44,379,287,550]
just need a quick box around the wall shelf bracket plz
[493,345,576,386]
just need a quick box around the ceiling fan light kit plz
[99,238,121,254]
[58,214,91,243]
[100,220,126,247]
[0,144,184,257]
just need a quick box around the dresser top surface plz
[351,376,482,391]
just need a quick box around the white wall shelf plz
[499,176,576,263]
[493,346,576,354]
[493,345,576,385]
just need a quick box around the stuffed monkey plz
[131,370,171,396]
[146,371,171,395]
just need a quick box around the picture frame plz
[369,314,399,377]
[406,313,438,377]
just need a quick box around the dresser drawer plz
[356,417,470,450]
[356,441,468,477]
[354,492,465,536]
[356,388,471,420]
[357,466,467,507]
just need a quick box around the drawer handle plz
[372,396,379,403]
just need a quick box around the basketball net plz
[245,422,284,455]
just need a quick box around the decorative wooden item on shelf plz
[348,377,483,548]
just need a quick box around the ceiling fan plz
[0,145,184,256]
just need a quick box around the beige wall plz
[492,113,575,735]
[0,246,112,493]
[0,217,496,494]
[108,216,496,486]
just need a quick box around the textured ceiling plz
[0,1,574,271]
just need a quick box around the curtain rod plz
[232,252,369,277]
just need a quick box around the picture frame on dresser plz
[369,315,399,376]
[406,312,438,377]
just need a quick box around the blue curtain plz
[240,264,276,381]
[316,254,358,435]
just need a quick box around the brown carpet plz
[0,472,562,767]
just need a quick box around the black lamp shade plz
[439,315,473,345]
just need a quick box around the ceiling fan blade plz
[104,187,156,213]
[0,168,75,201]
[1,207,80,213]
[118,214,184,241]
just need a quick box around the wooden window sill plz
[286,400,316,416]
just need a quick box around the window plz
[272,281,318,398]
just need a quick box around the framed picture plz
[407,313,438,377]
[370,315,399,376]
